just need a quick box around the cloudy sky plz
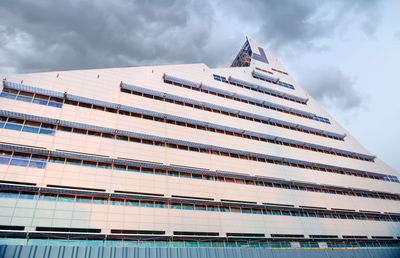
[0,0,399,172]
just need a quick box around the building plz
[0,38,399,256]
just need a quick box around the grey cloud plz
[0,0,386,73]
[299,67,365,111]
[229,0,384,51]
[0,0,215,73]
[394,31,400,40]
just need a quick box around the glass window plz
[170,241,185,247]
[113,164,126,171]
[39,193,57,201]
[73,128,87,135]
[181,204,194,210]
[101,133,114,139]
[155,241,169,247]
[116,135,129,141]
[0,155,10,164]
[5,122,23,131]
[127,166,140,172]
[154,202,165,208]
[58,194,75,202]
[49,157,65,164]
[88,130,101,136]
[170,203,181,209]
[86,240,103,247]
[185,241,198,247]
[48,101,63,108]
[207,205,217,211]
[76,196,92,203]
[28,238,48,246]
[104,240,122,247]
[82,160,97,167]
[0,191,19,198]
[10,158,29,167]
[126,200,139,206]
[59,126,72,132]
[111,199,124,205]
[33,97,48,105]
[93,197,108,205]
[212,241,225,247]
[140,240,154,247]
[140,201,154,208]
[225,241,237,248]
[19,192,37,199]
[66,158,81,166]
[98,162,111,169]
[242,208,252,214]
[124,240,139,247]
[195,205,207,211]
[141,168,153,174]
[230,207,241,213]
[22,125,40,133]
[154,169,166,175]
[0,91,17,99]
[220,207,229,212]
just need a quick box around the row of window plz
[1,85,343,141]
[0,88,63,108]
[164,77,328,124]
[0,117,56,135]
[1,190,399,222]
[0,109,369,162]
[213,74,228,83]
[45,155,400,201]
[121,87,342,140]
[0,114,382,181]
[1,147,397,201]
[224,76,305,104]
[252,72,295,90]
[271,68,289,76]
[3,237,397,248]
[0,151,47,169]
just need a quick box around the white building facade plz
[0,38,399,250]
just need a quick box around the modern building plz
[0,38,399,256]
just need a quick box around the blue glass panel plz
[0,191,19,198]
[58,195,75,202]
[22,126,40,133]
[140,201,154,208]
[19,192,37,199]
[39,128,55,135]
[48,101,63,108]
[4,123,22,131]
[32,98,48,105]
[39,194,57,201]
[0,157,10,164]
[28,160,46,168]
[10,159,29,166]
[16,95,33,102]
[93,197,108,204]
[0,92,17,99]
